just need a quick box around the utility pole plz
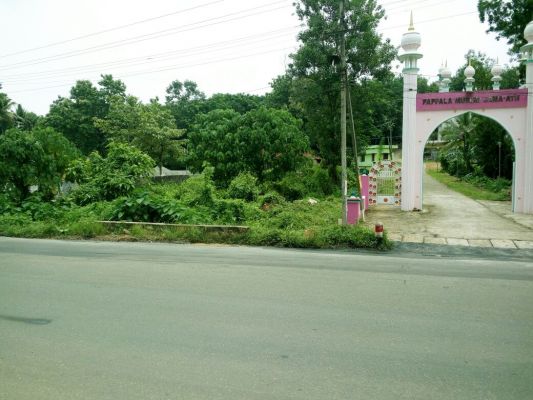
[339,0,347,225]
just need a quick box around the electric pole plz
[339,0,347,225]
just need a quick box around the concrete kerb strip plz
[391,235,533,250]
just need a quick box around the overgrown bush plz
[0,193,14,215]
[227,172,259,201]
[257,191,286,209]
[274,172,308,201]
[213,198,250,224]
[175,167,215,207]
[307,165,335,196]
[67,142,154,205]
[110,191,206,224]
[273,164,336,201]
[463,174,511,193]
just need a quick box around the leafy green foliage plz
[94,97,186,174]
[201,93,264,115]
[165,80,264,133]
[449,50,522,91]
[110,191,203,223]
[14,104,40,131]
[45,75,127,154]
[188,107,309,184]
[165,80,206,131]
[67,142,154,205]
[0,128,77,201]
[273,164,336,200]
[0,92,14,134]
[478,0,532,55]
[286,0,397,170]
[438,112,514,181]
[227,172,260,201]
[175,167,216,207]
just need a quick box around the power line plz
[2,27,300,84]
[0,1,292,71]
[7,46,296,94]
[384,0,463,13]
[379,11,476,31]
[0,0,225,59]
[4,9,484,95]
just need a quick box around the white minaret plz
[491,59,503,90]
[440,61,451,93]
[399,12,422,211]
[464,59,475,92]
[522,19,533,213]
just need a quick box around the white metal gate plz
[368,161,402,206]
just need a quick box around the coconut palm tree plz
[0,93,14,134]
[439,112,479,176]
[14,104,39,131]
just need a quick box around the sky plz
[0,0,520,115]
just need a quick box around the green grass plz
[0,196,391,250]
[426,169,511,201]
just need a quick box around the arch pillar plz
[522,38,533,213]
[401,70,420,211]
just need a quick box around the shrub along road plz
[1,237,532,400]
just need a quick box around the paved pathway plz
[364,171,533,249]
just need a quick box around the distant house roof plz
[153,167,192,177]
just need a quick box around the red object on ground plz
[374,223,384,238]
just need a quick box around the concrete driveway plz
[364,172,533,249]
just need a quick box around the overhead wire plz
[0,1,293,71]
[7,45,296,94]
[0,0,225,59]
[6,39,297,87]
[2,27,300,84]
[3,6,482,95]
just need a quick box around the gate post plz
[398,14,423,211]
[521,20,533,213]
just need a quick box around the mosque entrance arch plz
[398,16,533,214]
[414,90,526,211]
[421,111,517,208]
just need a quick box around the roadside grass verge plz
[426,169,511,201]
[0,198,391,250]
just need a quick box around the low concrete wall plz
[99,220,249,233]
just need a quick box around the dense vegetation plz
[0,0,530,248]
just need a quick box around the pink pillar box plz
[360,175,369,210]
[346,196,361,224]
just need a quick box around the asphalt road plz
[1,237,533,400]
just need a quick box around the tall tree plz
[45,74,127,154]
[287,0,396,173]
[95,97,185,175]
[188,107,309,184]
[0,92,14,134]
[449,50,521,91]
[478,0,533,55]
[13,104,40,131]
[439,112,479,177]
[0,128,77,201]
[165,79,206,131]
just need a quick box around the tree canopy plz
[188,107,309,184]
[283,0,396,172]
[0,127,78,201]
[95,97,185,175]
[478,0,533,55]
[45,74,127,155]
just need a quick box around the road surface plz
[1,237,533,399]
